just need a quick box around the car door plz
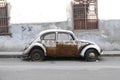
[56,32,78,56]
[41,32,57,56]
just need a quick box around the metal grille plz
[72,0,98,30]
[0,0,9,34]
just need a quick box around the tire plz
[85,49,98,61]
[30,49,45,61]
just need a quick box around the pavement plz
[0,53,119,80]
[0,56,120,80]
[0,51,120,57]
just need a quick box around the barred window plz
[72,0,98,30]
[0,0,9,35]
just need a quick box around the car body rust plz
[23,29,103,61]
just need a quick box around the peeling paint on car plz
[46,47,56,56]
[42,40,56,47]
[56,41,78,56]
[23,29,102,60]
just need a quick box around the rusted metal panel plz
[42,40,57,56]
[56,41,78,56]
[72,0,98,30]
[46,47,56,56]
[42,40,78,56]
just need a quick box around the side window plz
[41,33,56,40]
[57,33,73,41]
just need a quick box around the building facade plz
[0,0,120,51]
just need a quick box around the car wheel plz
[30,49,44,61]
[85,49,98,61]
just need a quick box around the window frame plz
[41,32,56,40]
[56,32,75,41]
[72,0,98,30]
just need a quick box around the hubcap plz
[88,52,95,58]
[33,53,40,60]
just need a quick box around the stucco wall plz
[0,20,120,51]
[74,20,120,51]
[0,21,68,51]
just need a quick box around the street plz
[0,56,120,80]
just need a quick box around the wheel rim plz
[88,52,96,59]
[32,53,41,60]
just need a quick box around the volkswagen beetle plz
[23,29,103,61]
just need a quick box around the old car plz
[23,29,103,61]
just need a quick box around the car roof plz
[39,29,74,36]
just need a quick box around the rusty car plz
[23,29,103,61]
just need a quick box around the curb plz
[102,51,120,56]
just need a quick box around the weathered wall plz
[0,21,68,51]
[0,20,120,51]
[74,20,120,51]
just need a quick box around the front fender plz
[23,43,46,56]
[80,44,102,57]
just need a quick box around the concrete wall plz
[0,21,68,52]
[74,20,120,51]
[0,20,120,51]
[0,0,120,52]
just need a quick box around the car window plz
[41,33,56,40]
[57,32,73,41]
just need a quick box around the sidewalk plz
[0,51,120,57]
[0,52,22,58]
[102,51,120,56]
